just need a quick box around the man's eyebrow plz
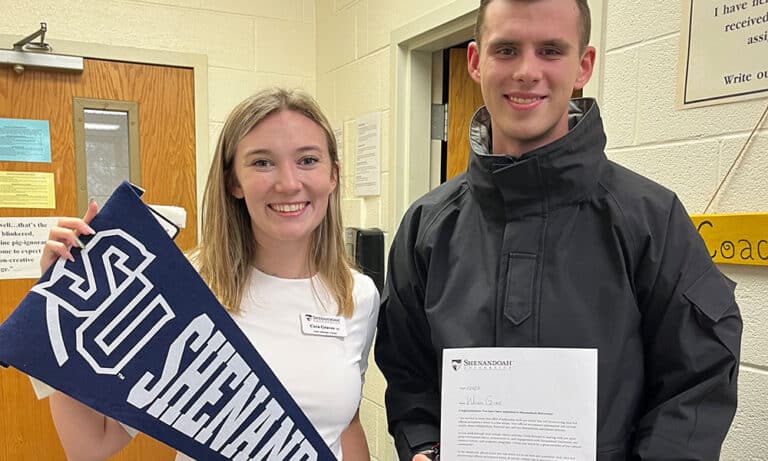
[540,39,573,51]
[486,38,574,51]
[487,39,521,49]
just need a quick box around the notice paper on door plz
[0,118,52,163]
[441,347,597,461]
[0,217,57,280]
[0,171,56,209]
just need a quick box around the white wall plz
[316,2,464,457]
[317,0,768,460]
[602,2,768,458]
[4,0,765,459]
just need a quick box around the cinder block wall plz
[1,0,317,153]
[602,3,767,459]
[317,1,768,460]
[315,1,457,458]
[4,0,765,459]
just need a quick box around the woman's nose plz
[274,165,301,193]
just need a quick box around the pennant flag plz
[0,181,335,461]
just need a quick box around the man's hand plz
[412,455,432,461]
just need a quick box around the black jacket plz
[375,99,741,460]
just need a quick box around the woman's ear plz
[331,161,339,191]
[227,171,244,199]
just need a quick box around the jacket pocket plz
[683,266,740,358]
[503,253,536,326]
[684,266,736,323]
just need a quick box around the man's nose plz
[512,50,541,85]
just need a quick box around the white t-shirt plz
[175,267,379,460]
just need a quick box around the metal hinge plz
[431,103,448,141]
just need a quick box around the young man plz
[374,0,742,460]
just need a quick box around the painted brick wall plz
[4,0,765,459]
[602,2,768,459]
[316,1,458,457]
[318,0,768,460]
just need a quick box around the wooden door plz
[446,48,486,181]
[445,46,583,180]
[0,58,197,460]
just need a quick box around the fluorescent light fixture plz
[84,109,127,117]
[84,123,121,131]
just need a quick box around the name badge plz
[300,313,347,338]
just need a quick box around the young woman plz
[40,88,379,460]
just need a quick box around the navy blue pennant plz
[0,181,335,461]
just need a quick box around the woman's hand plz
[40,200,98,273]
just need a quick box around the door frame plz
[389,0,606,226]
[0,35,209,230]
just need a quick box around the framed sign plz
[677,0,768,108]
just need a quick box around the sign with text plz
[677,0,768,108]
[354,112,381,197]
[0,182,335,460]
[0,171,56,208]
[0,118,52,163]
[0,217,57,280]
[692,213,768,266]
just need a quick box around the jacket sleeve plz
[632,197,742,460]
[374,207,440,460]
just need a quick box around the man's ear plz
[574,46,596,90]
[467,41,482,84]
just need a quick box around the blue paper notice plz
[0,182,335,461]
[0,118,52,163]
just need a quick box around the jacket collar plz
[467,98,607,220]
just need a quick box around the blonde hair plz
[191,88,355,317]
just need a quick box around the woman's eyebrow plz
[242,148,272,157]
[295,145,324,154]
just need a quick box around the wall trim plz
[389,0,477,228]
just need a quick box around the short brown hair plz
[474,0,591,52]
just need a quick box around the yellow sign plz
[0,171,56,209]
[691,213,768,266]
